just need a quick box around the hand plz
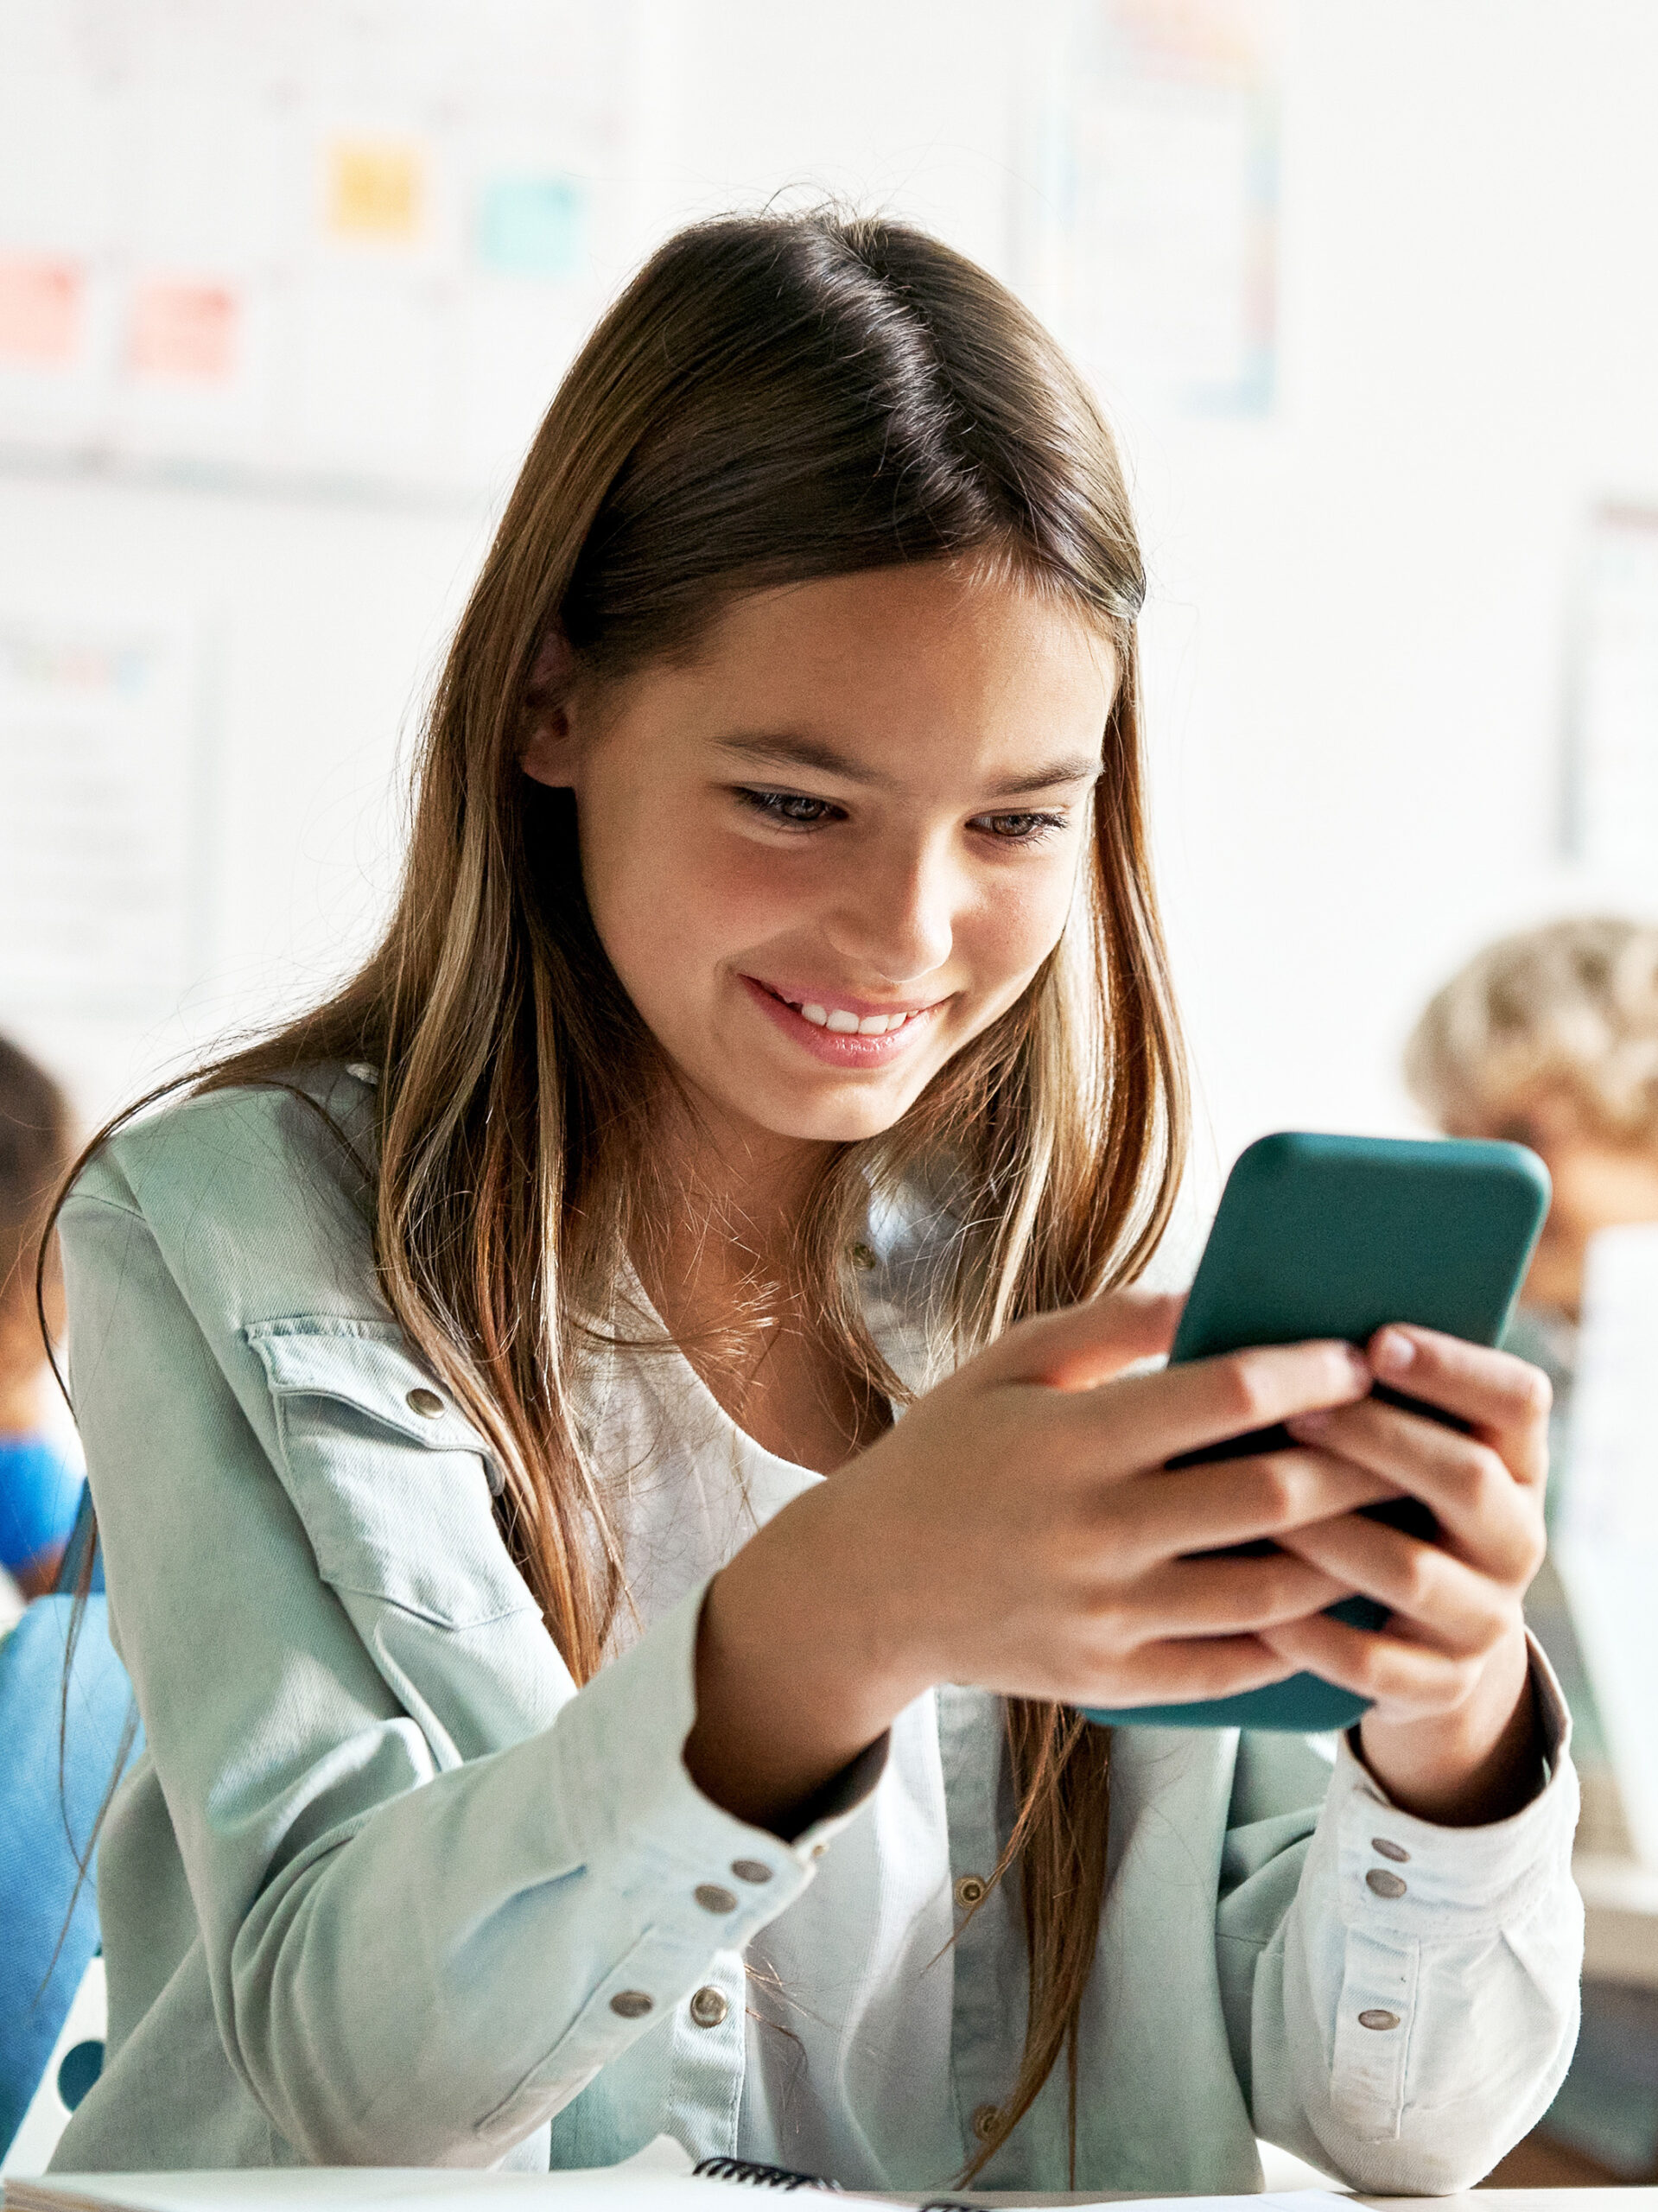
[1267,1325,1551,1826]
[686,1292,1388,1834]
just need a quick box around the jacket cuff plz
[553,1576,887,1916]
[1329,1631,1579,1942]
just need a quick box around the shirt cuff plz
[1328,1631,1579,1941]
[552,1574,887,1910]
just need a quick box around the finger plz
[1078,1633,1300,1710]
[1259,1610,1486,1717]
[1283,1396,1543,1580]
[988,1291,1185,1393]
[1052,1338,1372,1471]
[1368,1326,1551,1482]
[1274,1512,1513,1655]
[1098,1450,1399,1572]
[1123,1549,1351,1636]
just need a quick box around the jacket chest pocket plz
[247,1318,538,1630]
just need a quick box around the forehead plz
[650,563,1117,778]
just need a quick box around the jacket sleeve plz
[60,1123,880,2166]
[1217,1650,1583,2192]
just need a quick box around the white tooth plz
[825,1008,860,1033]
[857,1014,890,1035]
[800,1003,829,1027]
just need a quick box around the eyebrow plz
[715,734,1102,800]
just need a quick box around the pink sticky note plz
[128,280,238,382]
[0,255,83,365]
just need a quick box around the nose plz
[819,833,956,988]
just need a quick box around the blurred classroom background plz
[3,0,1658,2183]
[3,0,1657,1165]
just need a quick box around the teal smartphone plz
[1083,1131,1551,1734]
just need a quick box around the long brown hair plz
[59,211,1187,2177]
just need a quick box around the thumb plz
[987,1289,1185,1394]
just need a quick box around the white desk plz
[917,2196,1657,2208]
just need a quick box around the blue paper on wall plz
[477,176,586,279]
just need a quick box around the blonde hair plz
[1406,916,1658,1144]
[60,211,1188,2177]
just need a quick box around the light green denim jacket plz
[53,1070,1583,2189]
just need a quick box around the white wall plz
[4,0,1658,1197]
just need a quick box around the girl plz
[0,1034,79,1600]
[53,213,1579,2194]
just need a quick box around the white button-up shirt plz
[54,1069,1583,2191]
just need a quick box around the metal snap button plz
[1371,1837,1410,1864]
[970,2103,1001,2143]
[609,1990,652,2018]
[405,1387,444,1418]
[730,1859,772,1885]
[1365,1868,1407,1898]
[695,1883,739,1914]
[689,1986,729,2029]
[954,1873,988,1910]
[1358,2008,1401,2031]
[850,1242,878,1269]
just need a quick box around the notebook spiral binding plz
[690,2158,974,2210]
[691,2158,842,2191]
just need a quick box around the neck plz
[0,1368,43,1437]
[635,1079,834,1329]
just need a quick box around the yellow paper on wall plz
[327,138,422,241]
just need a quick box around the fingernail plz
[1288,1410,1331,1440]
[1373,1329,1415,1376]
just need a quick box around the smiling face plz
[523,563,1115,1156]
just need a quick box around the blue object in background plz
[476,175,585,279]
[0,1435,83,1580]
[0,1496,137,2156]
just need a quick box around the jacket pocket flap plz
[249,1318,494,1465]
[246,1318,533,1629]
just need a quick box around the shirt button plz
[1371,1837,1410,1864]
[970,2103,1001,2143]
[850,1241,878,1269]
[405,1387,444,1418]
[695,1883,739,1914]
[810,1843,827,1859]
[1358,2008,1401,2031]
[1365,1868,1407,1899]
[730,1859,773,1885]
[689,1986,729,2029]
[609,1991,652,2018]
[954,1873,988,1909]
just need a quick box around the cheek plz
[582,810,812,995]
[959,852,1082,982]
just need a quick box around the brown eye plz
[736,788,842,827]
[973,810,1067,843]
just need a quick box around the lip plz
[740,976,947,1066]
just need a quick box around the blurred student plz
[0,1035,80,1599]
[1408,913,1658,1322]
[1407,914,1658,2182]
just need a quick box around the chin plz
[740,1084,918,1146]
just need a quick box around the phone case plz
[1083,1131,1551,1732]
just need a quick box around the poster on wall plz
[0,608,206,1026]
[1568,505,1658,879]
[0,0,645,500]
[1019,0,1282,417]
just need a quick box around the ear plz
[519,626,580,789]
